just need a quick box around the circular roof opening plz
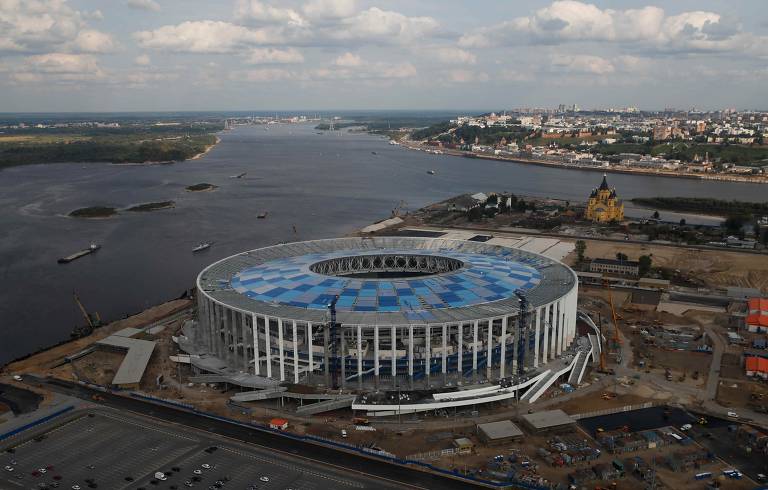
[309,253,464,279]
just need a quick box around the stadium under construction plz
[179,237,599,416]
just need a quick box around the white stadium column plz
[441,324,447,376]
[486,319,493,380]
[499,316,507,378]
[557,299,565,355]
[457,323,463,380]
[561,298,568,352]
[408,325,414,382]
[391,326,397,379]
[340,327,346,388]
[511,315,518,375]
[472,320,479,376]
[278,318,285,382]
[541,304,549,365]
[550,302,559,360]
[264,316,272,378]
[292,320,299,384]
[241,313,249,372]
[374,326,380,381]
[357,325,363,386]
[307,322,313,378]
[425,325,431,381]
[252,314,260,375]
[534,307,541,368]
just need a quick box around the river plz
[1,123,766,365]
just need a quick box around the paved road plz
[25,376,486,490]
[702,325,725,401]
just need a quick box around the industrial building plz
[477,420,524,445]
[184,237,590,415]
[520,409,577,433]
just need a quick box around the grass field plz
[0,134,92,144]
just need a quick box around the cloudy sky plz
[1,0,767,112]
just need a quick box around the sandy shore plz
[189,136,221,161]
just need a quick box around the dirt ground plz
[552,391,653,415]
[721,352,749,380]
[572,240,768,291]
[3,299,191,376]
[716,380,768,411]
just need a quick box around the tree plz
[638,255,652,276]
[467,206,484,222]
[652,210,660,220]
[575,240,587,263]
[723,214,748,235]
[616,252,629,261]
[679,218,686,227]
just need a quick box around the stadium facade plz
[189,237,585,409]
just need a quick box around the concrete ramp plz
[588,334,600,363]
[294,396,356,415]
[567,351,584,385]
[231,388,287,402]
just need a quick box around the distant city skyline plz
[1,0,767,112]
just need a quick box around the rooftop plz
[592,258,639,267]
[198,237,576,324]
[96,335,155,386]
[477,420,524,440]
[520,409,576,429]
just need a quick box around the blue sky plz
[1,0,766,112]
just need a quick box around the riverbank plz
[189,135,220,160]
[398,138,768,185]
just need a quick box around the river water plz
[1,123,766,365]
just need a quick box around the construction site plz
[2,218,768,489]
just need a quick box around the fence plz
[407,447,460,461]
[0,406,74,442]
[572,402,656,420]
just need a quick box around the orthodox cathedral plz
[586,174,624,222]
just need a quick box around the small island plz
[69,206,118,218]
[126,201,175,212]
[186,183,217,192]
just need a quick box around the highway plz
[25,376,486,490]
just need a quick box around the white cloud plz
[334,52,362,67]
[422,47,477,65]
[126,0,161,12]
[231,58,417,83]
[238,68,295,82]
[246,47,304,64]
[134,54,151,66]
[0,0,87,53]
[134,21,277,53]
[73,30,115,53]
[459,1,766,55]
[550,54,614,74]
[445,69,488,83]
[12,53,106,83]
[335,7,438,44]
[303,0,357,20]
[126,71,178,87]
[235,0,306,27]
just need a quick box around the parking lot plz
[1,409,398,489]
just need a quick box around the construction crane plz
[602,277,622,349]
[72,293,101,338]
